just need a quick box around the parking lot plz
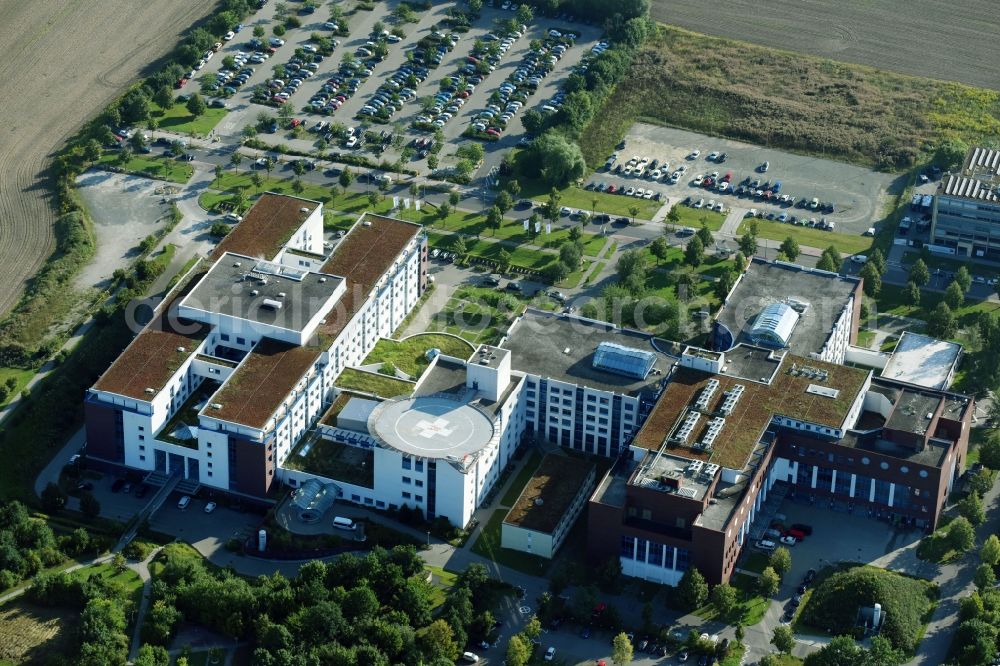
[188,1,602,177]
[594,123,898,237]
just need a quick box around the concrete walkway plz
[128,546,165,661]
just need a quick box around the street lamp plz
[426,530,430,547]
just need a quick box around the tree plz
[449,190,461,208]
[710,583,738,617]
[980,434,1000,470]
[909,258,930,287]
[934,138,969,169]
[486,206,503,235]
[418,619,458,662]
[959,490,986,526]
[734,623,745,645]
[497,249,512,274]
[696,223,713,248]
[676,568,709,611]
[943,279,965,309]
[134,645,170,666]
[229,151,242,174]
[948,516,975,552]
[927,301,957,338]
[113,552,127,574]
[437,202,452,223]
[739,232,757,257]
[952,618,998,665]
[520,131,586,188]
[251,172,264,193]
[802,636,863,666]
[684,236,704,267]
[769,547,792,577]
[955,265,972,292]
[860,261,882,297]
[612,632,633,665]
[771,625,794,654]
[975,563,996,591]
[666,205,681,231]
[506,634,531,666]
[869,248,886,275]
[80,492,100,519]
[779,236,800,261]
[816,252,840,273]
[650,237,669,264]
[452,236,468,264]
[758,567,780,597]
[715,269,737,301]
[40,482,67,513]
[153,86,174,109]
[186,93,206,117]
[960,593,984,621]
[628,205,640,226]
[982,535,1000,567]
[559,242,582,270]
[515,4,534,25]
[616,249,646,284]
[339,167,354,189]
[495,191,513,215]
[905,280,921,306]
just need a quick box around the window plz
[139,445,145,451]
[402,457,412,470]
[641,508,652,520]
[236,337,246,346]
[415,460,424,472]
[415,495,423,502]
[402,476,411,485]
[402,491,411,499]
[880,461,890,470]
[900,466,909,474]
[861,457,871,465]
[919,470,929,478]
[221,333,230,342]
[415,479,424,487]
[139,455,146,461]
[621,535,636,559]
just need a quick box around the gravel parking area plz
[74,171,176,291]
[609,124,897,237]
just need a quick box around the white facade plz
[87,207,426,496]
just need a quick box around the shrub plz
[800,566,936,652]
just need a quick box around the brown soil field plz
[0,600,79,665]
[652,0,1000,90]
[0,0,212,316]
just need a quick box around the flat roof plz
[714,260,860,357]
[92,273,208,400]
[882,332,962,390]
[634,352,868,470]
[213,193,319,261]
[316,214,422,341]
[885,389,944,435]
[938,147,1000,204]
[502,309,673,394]
[631,449,713,502]
[413,356,522,418]
[204,338,321,429]
[504,454,594,533]
[367,394,496,461]
[181,253,343,332]
[320,213,422,290]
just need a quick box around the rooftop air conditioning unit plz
[278,292,286,298]
[300,207,309,213]
[210,403,223,410]
[233,262,241,267]
[319,277,326,282]
[144,388,155,394]
[177,346,186,353]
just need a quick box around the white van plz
[851,254,868,264]
[332,516,357,531]
[461,653,480,663]
[755,539,777,552]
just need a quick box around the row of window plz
[791,445,930,477]
[620,536,691,571]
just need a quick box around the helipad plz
[367,395,496,459]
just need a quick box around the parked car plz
[204,501,217,513]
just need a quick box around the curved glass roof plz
[749,303,799,348]
[592,341,657,379]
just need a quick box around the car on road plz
[759,161,769,172]
[780,535,797,545]
[707,151,719,161]
[204,501,217,513]
[482,276,501,287]
[505,282,522,293]
[461,652,479,663]
[687,150,700,159]
[677,650,689,662]
[177,495,191,510]
[544,647,556,661]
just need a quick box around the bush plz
[801,566,936,652]
[123,540,153,561]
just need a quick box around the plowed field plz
[652,0,1000,90]
[0,0,211,315]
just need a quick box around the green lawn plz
[916,521,961,564]
[855,329,877,349]
[668,205,727,232]
[152,103,227,137]
[67,562,143,606]
[335,368,414,397]
[692,572,769,626]
[427,232,556,273]
[519,178,661,219]
[0,367,34,408]
[737,219,873,255]
[719,643,747,666]
[424,566,459,610]
[362,333,475,376]
[500,451,543,507]
[873,283,999,346]
[428,287,526,346]
[97,152,193,184]
[148,542,204,580]
[431,212,605,257]
[470,508,550,575]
